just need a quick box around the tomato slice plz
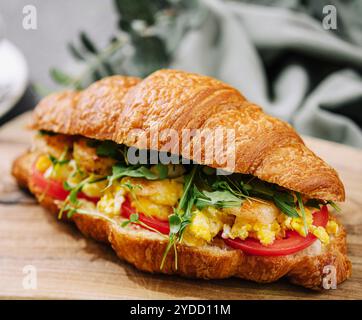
[223,206,329,256]
[31,167,99,204]
[121,198,170,235]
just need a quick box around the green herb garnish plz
[59,175,106,219]
[272,192,299,218]
[95,140,120,158]
[49,154,70,166]
[305,199,324,209]
[194,187,243,209]
[160,166,198,270]
[121,213,140,227]
[327,200,341,212]
[106,164,168,189]
[296,192,308,235]
[38,130,57,136]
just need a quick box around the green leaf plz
[69,187,80,204]
[305,199,324,209]
[67,42,85,60]
[296,192,308,235]
[132,35,170,77]
[273,195,299,218]
[274,191,295,204]
[327,200,341,213]
[38,130,57,136]
[114,0,160,28]
[48,154,57,165]
[154,164,168,179]
[211,178,245,199]
[168,214,181,234]
[80,31,98,54]
[179,196,196,235]
[50,68,75,86]
[177,166,197,211]
[121,220,130,227]
[249,180,275,198]
[66,177,92,205]
[129,213,139,223]
[120,213,140,228]
[91,69,103,81]
[63,181,72,191]
[202,166,215,175]
[194,187,243,209]
[107,164,159,188]
[160,166,198,270]
[102,62,115,76]
[212,180,230,192]
[86,139,98,148]
[49,154,69,166]
[240,181,252,195]
[66,207,77,219]
[95,140,119,158]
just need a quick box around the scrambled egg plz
[121,176,184,221]
[97,184,126,216]
[182,200,338,247]
[95,176,184,220]
[35,155,73,181]
[182,207,233,246]
[35,134,339,248]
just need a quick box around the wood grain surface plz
[0,112,361,300]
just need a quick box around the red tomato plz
[223,206,329,256]
[31,167,99,204]
[121,198,170,235]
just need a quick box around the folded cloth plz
[171,0,362,147]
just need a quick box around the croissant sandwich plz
[12,69,351,290]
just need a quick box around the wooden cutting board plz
[0,112,361,300]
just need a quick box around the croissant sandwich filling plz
[31,131,341,259]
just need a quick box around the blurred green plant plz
[50,0,203,89]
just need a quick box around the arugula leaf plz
[168,214,182,234]
[249,180,275,198]
[63,181,72,191]
[107,164,159,188]
[95,140,119,158]
[59,175,106,219]
[305,199,324,209]
[239,181,252,195]
[176,166,197,211]
[327,200,341,213]
[121,213,139,227]
[160,166,198,270]
[202,166,216,175]
[178,195,196,236]
[273,195,299,218]
[153,164,168,180]
[38,130,57,136]
[244,180,300,218]
[49,154,70,166]
[296,192,308,235]
[194,187,243,209]
[212,180,231,192]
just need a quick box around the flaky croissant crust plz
[30,69,345,201]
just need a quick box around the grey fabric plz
[171,0,362,148]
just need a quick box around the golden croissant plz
[12,69,351,290]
